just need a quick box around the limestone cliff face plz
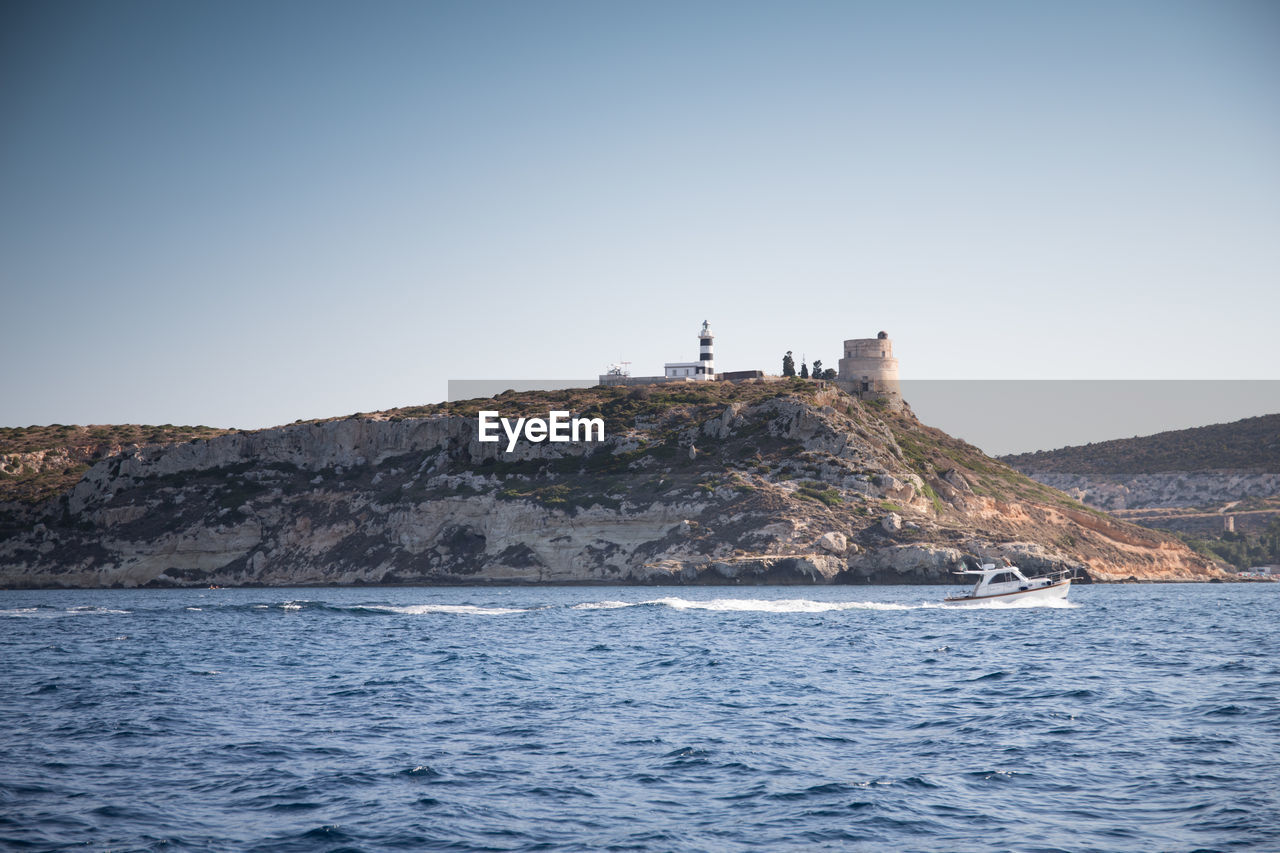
[0,385,1227,588]
[1017,470,1280,511]
[0,447,95,478]
[1000,413,1280,513]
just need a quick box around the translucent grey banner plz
[903,380,1280,456]
[448,380,599,401]
[449,379,1280,457]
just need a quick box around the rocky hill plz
[0,423,232,503]
[1000,413,1280,569]
[1001,414,1280,511]
[1002,414,1280,479]
[0,382,1226,588]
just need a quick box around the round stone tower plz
[836,330,902,409]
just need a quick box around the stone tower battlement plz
[835,330,902,410]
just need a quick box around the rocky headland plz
[1001,414,1280,568]
[1002,413,1280,511]
[1010,470,1280,513]
[0,382,1227,588]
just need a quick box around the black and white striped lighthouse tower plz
[698,320,715,378]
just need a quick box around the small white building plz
[665,320,715,381]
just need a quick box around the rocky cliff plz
[1002,413,1280,511]
[1016,471,1280,512]
[0,383,1227,587]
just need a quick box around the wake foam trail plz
[366,604,531,616]
[2,606,131,618]
[579,597,917,613]
[0,607,43,618]
[572,596,1081,613]
[230,601,534,616]
[946,597,1079,610]
[654,597,918,613]
[243,600,369,614]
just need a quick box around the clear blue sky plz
[2,0,1277,432]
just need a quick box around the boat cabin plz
[966,565,1032,597]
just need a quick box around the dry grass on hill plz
[0,424,233,504]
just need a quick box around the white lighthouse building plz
[664,320,715,380]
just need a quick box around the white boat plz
[943,563,1072,606]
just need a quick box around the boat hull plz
[943,579,1071,606]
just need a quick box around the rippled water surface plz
[3,584,1279,852]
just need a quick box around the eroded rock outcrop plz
[1019,470,1280,511]
[0,384,1228,587]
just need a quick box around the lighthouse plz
[698,320,714,377]
[663,319,716,380]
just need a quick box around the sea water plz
[2,584,1278,852]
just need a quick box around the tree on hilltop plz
[799,362,809,379]
[782,351,795,377]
